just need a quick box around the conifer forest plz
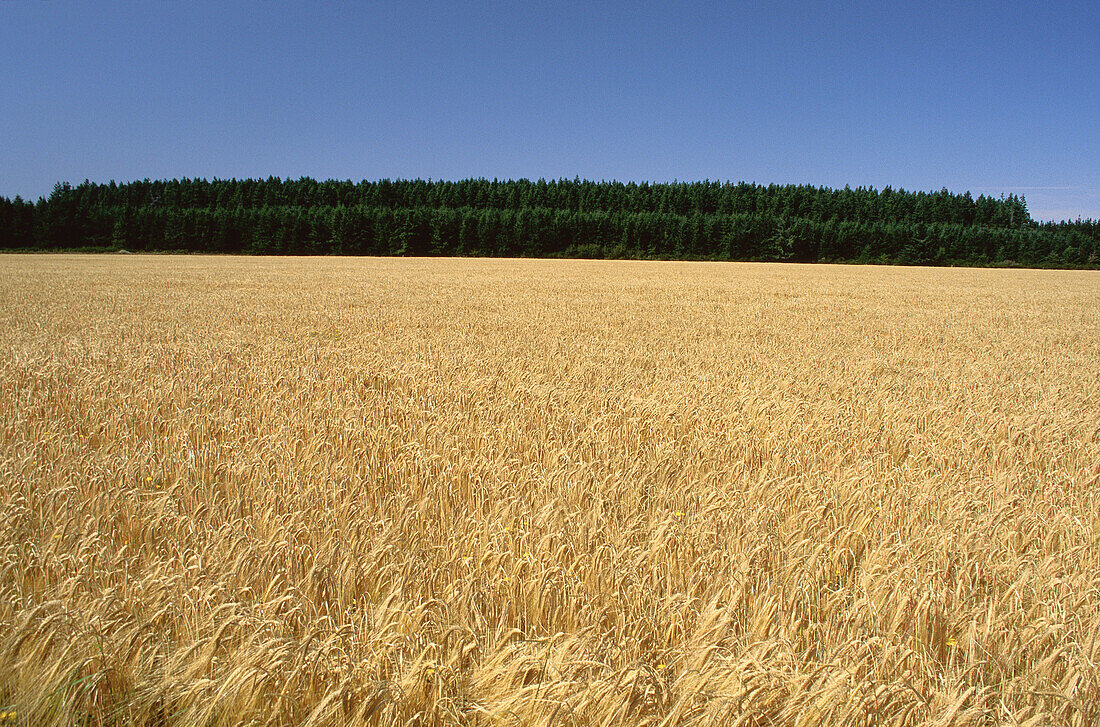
[2,178,1096,266]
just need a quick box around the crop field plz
[2,254,1099,727]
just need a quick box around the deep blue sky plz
[2,1,1097,221]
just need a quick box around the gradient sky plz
[2,0,1097,221]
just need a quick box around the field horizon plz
[4,251,1096,275]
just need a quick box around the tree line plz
[0,177,1096,267]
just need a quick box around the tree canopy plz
[1,177,1095,267]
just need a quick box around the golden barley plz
[1,254,1098,726]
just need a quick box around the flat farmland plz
[2,255,1099,726]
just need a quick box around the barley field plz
[1,255,1099,727]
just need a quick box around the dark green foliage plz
[0,177,1096,267]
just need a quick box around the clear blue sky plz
[2,0,1097,221]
